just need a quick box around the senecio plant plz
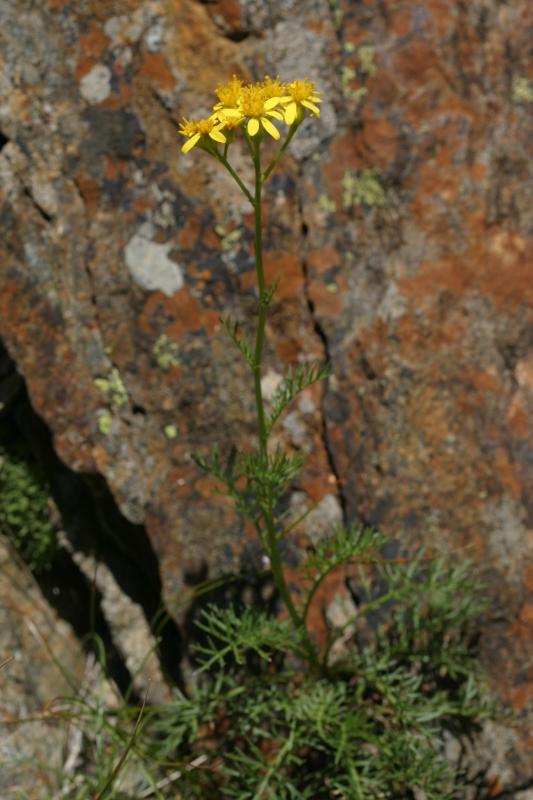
[50,78,494,800]
[167,75,495,799]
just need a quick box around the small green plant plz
[0,443,59,572]
[172,74,495,797]
[33,75,495,799]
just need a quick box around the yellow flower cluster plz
[179,76,321,153]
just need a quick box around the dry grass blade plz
[138,755,208,798]
[92,687,149,800]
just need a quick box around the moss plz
[512,76,533,103]
[94,368,128,408]
[0,445,59,573]
[342,169,387,209]
[153,335,181,371]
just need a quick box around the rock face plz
[0,0,532,788]
[0,536,87,796]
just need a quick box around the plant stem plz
[251,138,269,460]
[262,121,300,184]
[250,135,319,670]
[216,152,254,205]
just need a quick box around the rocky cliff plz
[1,0,532,790]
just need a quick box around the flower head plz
[280,79,322,125]
[214,74,244,108]
[178,116,227,153]
[237,84,283,139]
[179,75,321,156]
[260,75,286,100]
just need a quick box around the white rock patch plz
[125,226,184,297]
[79,64,112,104]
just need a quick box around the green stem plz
[251,139,269,459]
[302,562,341,629]
[262,121,300,184]
[217,153,254,205]
[250,135,319,670]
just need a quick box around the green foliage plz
[266,361,331,434]
[220,317,255,367]
[132,543,492,799]
[34,72,497,800]
[303,524,387,578]
[194,445,304,526]
[40,539,495,799]
[0,444,59,572]
[194,605,304,670]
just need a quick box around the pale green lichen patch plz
[164,424,178,440]
[326,283,339,293]
[341,66,368,102]
[97,413,113,435]
[94,368,128,408]
[328,0,343,28]
[318,193,337,214]
[342,169,387,209]
[512,76,533,103]
[358,45,377,77]
[153,334,181,370]
[215,225,243,252]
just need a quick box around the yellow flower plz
[280,80,322,125]
[236,84,284,139]
[214,74,244,109]
[178,116,227,153]
[212,76,285,140]
[260,75,287,100]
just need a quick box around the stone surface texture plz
[0,536,86,796]
[0,0,532,789]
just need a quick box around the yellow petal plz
[264,96,281,110]
[220,108,243,118]
[247,118,260,136]
[209,127,227,143]
[182,133,200,153]
[261,117,280,140]
[284,101,297,125]
[302,100,320,116]
[310,94,322,103]
[266,110,283,121]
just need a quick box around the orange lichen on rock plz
[139,53,176,91]
[75,27,108,80]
